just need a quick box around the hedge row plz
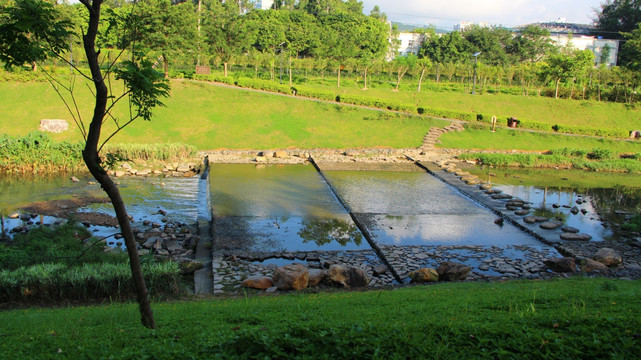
[0,261,182,302]
[192,76,631,139]
[475,113,630,139]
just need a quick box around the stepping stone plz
[540,221,563,230]
[485,189,503,195]
[560,233,592,241]
[523,216,538,224]
[561,226,580,233]
[492,194,513,200]
[514,209,530,216]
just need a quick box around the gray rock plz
[308,269,327,287]
[561,226,580,233]
[560,233,592,241]
[540,221,563,230]
[373,265,388,276]
[408,268,439,283]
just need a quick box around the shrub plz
[0,222,126,271]
[588,147,616,160]
[103,143,198,162]
[0,261,181,302]
[0,132,84,173]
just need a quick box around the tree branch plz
[98,115,139,153]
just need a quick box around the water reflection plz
[324,170,539,246]
[469,167,641,240]
[298,218,363,247]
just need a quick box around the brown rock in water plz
[437,261,471,281]
[408,268,439,283]
[273,264,309,290]
[544,257,576,273]
[242,276,274,290]
[593,248,622,267]
[328,264,369,288]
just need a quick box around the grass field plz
[287,77,641,131]
[0,278,639,359]
[0,80,446,149]
[439,126,641,153]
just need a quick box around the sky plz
[360,0,605,30]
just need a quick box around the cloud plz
[361,0,602,28]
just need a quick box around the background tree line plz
[2,0,641,103]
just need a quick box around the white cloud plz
[361,0,603,29]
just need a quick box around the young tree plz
[0,0,169,328]
[542,49,594,99]
[393,54,417,90]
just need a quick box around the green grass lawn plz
[0,80,445,149]
[439,126,641,153]
[285,78,641,131]
[0,278,639,359]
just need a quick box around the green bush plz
[0,261,181,302]
[0,222,126,271]
[0,132,84,173]
[292,86,336,101]
[588,147,617,160]
[103,143,198,161]
[621,214,641,232]
[553,124,629,138]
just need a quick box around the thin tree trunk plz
[363,65,368,90]
[555,78,561,99]
[435,63,440,82]
[417,67,426,92]
[570,77,575,99]
[224,62,228,77]
[288,57,292,86]
[163,53,168,79]
[81,0,155,329]
[337,65,341,87]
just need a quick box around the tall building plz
[254,0,274,10]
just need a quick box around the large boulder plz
[437,261,471,281]
[408,268,439,283]
[544,257,576,273]
[273,264,309,290]
[579,259,609,273]
[593,248,622,267]
[328,264,369,288]
[307,269,327,287]
[177,259,203,275]
[242,276,274,290]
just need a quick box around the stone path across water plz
[209,243,562,295]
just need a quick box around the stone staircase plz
[420,123,465,152]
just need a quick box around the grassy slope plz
[439,126,641,153]
[0,278,639,359]
[302,80,641,130]
[0,80,445,149]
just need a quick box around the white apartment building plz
[396,32,427,57]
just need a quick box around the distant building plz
[453,21,489,32]
[396,32,427,57]
[254,0,274,10]
[525,21,621,66]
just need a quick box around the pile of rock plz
[110,162,200,178]
[241,263,369,293]
[408,261,472,283]
[544,247,622,274]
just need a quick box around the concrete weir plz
[309,157,404,283]
[194,156,213,294]
[407,156,582,255]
